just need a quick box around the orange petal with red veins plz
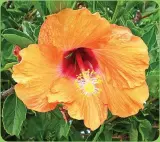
[95,24,149,89]
[12,44,62,112]
[38,8,110,50]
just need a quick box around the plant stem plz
[142,8,159,19]
[93,1,96,12]
[147,97,158,104]
[111,0,123,23]
[28,9,37,19]
[72,1,77,9]
[105,115,118,124]
[1,86,14,99]
[93,124,104,141]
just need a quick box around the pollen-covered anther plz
[75,70,102,96]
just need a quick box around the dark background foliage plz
[1,0,159,141]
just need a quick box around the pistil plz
[75,50,102,96]
[62,47,98,78]
[76,51,88,80]
[75,51,85,71]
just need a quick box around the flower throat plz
[62,47,99,78]
[62,48,102,96]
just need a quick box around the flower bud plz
[13,45,22,62]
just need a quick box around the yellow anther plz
[84,82,95,94]
[75,70,102,96]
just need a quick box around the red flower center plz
[62,48,98,78]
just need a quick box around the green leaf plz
[2,17,19,29]
[116,7,125,19]
[111,0,125,23]
[148,128,159,141]
[22,21,38,41]
[69,128,83,141]
[7,9,25,16]
[1,39,17,67]
[46,1,72,14]
[126,20,144,37]
[105,1,117,11]
[129,121,138,141]
[142,24,158,50]
[2,95,27,136]
[59,120,71,140]
[34,25,41,39]
[13,1,33,13]
[1,62,17,72]
[1,6,12,18]
[103,124,113,141]
[20,108,64,141]
[2,28,34,48]
[125,1,142,11]
[92,124,104,141]
[147,68,159,97]
[138,119,152,141]
[31,1,48,18]
[1,6,19,29]
[149,47,159,64]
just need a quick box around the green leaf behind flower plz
[2,95,27,136]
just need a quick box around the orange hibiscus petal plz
[47,78,75,103]
[95,24,149,89]
[12,44,62,112]
[15,84,57,112]
[38,8,110,50]
[104,80,149,117]
[67,93,107,130]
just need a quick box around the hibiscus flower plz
[12,8,149,130]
